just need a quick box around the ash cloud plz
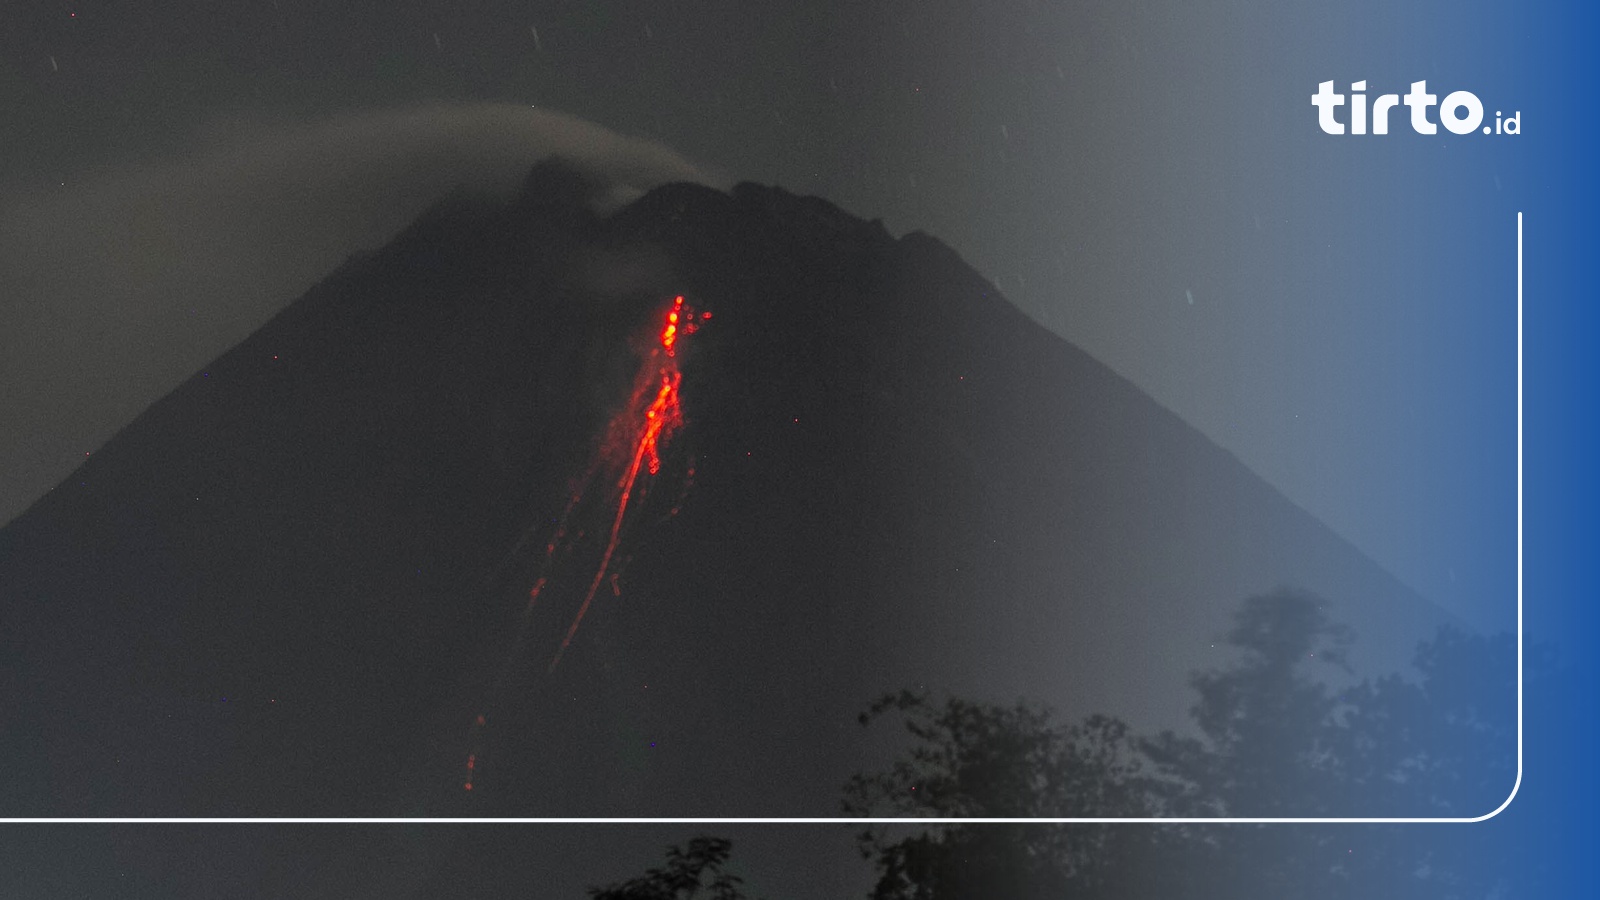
[0,102,721,526]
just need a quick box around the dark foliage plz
[589,837,756,900]
[845,589,1528,899]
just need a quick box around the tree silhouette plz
[842,693,1184,899]
[588,591,1528,898]
[845,588,1528,899]
[1144,590,1355,817]
[588,837,756,900]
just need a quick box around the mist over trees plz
[599,589,1528,899]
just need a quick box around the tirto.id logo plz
[1313,81,1520,135]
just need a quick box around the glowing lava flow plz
[464,295,704,793]
[548,368,683,671]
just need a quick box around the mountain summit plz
[0,162,1448,816]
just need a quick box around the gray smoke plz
[0,102,721,525]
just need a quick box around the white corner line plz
[7,216,1525,827]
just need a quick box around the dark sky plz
[1,1,1532,633]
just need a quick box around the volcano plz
[0,159,1450,817]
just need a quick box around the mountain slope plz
[0,161,1450,816]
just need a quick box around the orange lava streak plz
[547,298,692,672]
[660,294,684,355]
[470,295,703,793]
[550,369,682,672]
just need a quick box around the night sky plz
[0,0,1556,894]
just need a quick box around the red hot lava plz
[465,294,705,791]
[548,295,699,671]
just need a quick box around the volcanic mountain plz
[0,159,1450,817]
